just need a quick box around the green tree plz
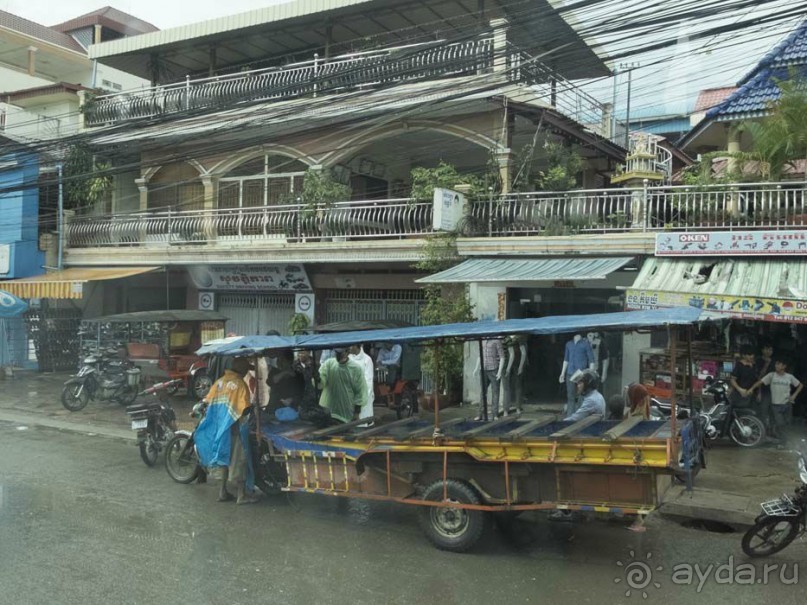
[415,233,475,399]
[743,76,807,181]
[63,144,113,211]
[409,161,488,202]
[537,142,583,191]
[298,168,351,216]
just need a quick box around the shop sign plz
[295,293,315,323]
[656,230,807,256]
[433,188,466,232]
[626,289,807,324]
[188,265,311,292]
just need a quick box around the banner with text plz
[189,265,311,292]
[626,289,807,324]
[656,230,807,256]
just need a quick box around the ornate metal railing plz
[65,183,807,249]
[469,182,807,236]
[66,198,433,247]
[83,37,496,126]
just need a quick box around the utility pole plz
[611,66,618,143]
[618,62,639,150]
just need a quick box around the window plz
[148,163,204,211]
[217,154,308,209]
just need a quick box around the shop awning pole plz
[686,327,693,407]
[432,341,441,434]
[670,326,677,437]
[478,340,488,421]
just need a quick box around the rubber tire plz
[191,371,213,400]
[418,479,490,552]
[139,434,159,467]
[395,385,419,420]
[729,414,766,447]
[741,516,800,557]
[61,384,90,412]
[116,387,138,406]
[164,434,200,484]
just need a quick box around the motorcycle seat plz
[126,403,161,414]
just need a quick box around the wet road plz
[0,422,804,605]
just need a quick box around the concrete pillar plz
[490,18,508,74]
[93,24,102,44]
[201,175,218,241]
[496,150,514,194]
[464,283,507,404]
[27,46,37,76]
[621,332,652,389]
[727,128,741,215]
[135,178,149,211]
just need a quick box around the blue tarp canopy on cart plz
[196,307,710,358]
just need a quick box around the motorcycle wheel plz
[116,387,139,406]
[395,385,419,420]
[741,516,800,557]
[191,371,213,400]
[729,414,765,447]
[61,384,89,412]
[164,434,200,484]
[139,433,160,467]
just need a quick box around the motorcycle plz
[61,350,141,412]
[742,446,807,557]
[125,379,181,466]
[650,376,765,447]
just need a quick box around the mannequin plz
[559,333,595,417]
[587,331,609,385]
[504,335,528,414]
[474,337,507,420]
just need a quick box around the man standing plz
[319,348,366,424]
[376,342,402,386]
[349,344,375,426]
[196,357,260,505]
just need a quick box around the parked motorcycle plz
[125,379,181,466]
[650,376,765,447]
[61,350,141,411]
[741,447,807,557]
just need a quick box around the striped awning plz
[1,267,158,299]
[417,257,634,284]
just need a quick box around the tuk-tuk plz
[79,310,227,399]
[181,307,707,552]
[314,320,421,419]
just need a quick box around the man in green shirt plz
[319,348,366,424]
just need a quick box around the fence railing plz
[65,183,807,249]
[83,36,497,126]
[66,198,433,248]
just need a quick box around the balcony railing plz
[65,183,807,250]
[83,37,496,127]
[66,199,433,248]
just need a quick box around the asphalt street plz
[0,421,804,605]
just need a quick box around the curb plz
[0,409,136,442]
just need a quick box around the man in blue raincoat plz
[196,357,259,504]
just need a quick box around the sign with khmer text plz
[655,230,807,256]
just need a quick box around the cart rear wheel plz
[418,479,489,552]
[191,371,212,400]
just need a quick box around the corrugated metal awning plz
[624,258,807,323]
[1,267,158,300]
[417,258,634,284]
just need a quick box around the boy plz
[729,346,757,408]
[751,358,803,445]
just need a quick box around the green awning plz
[417,257,634,284]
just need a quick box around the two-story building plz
[15,0,624,346]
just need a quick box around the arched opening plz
[330,127,496,199]
[148,162,204,212]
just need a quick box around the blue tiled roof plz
[706,19,807,121]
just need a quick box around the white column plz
[490,18,508,74]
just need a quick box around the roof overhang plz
[418,257,634,284]
[1,82,88,108]
[624,257,807,324]
[88,0,609,82]
[0,267,158,299]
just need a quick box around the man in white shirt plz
[349,343,375,426]
[376,342,402,386]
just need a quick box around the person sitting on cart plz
[376,342,402,386]
[267,349,304,412]
[319,347,366,424]
[196,357,260,505]
[563,370,605,422]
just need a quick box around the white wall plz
[112,170,141,213]
[1,98,80,140]
[621,332,652,388]
[0,67,53,90]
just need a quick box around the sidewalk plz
[0,372,800,527]
[0,370,197,439]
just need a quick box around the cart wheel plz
[418,479,490,552]
[191,371,212,400]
